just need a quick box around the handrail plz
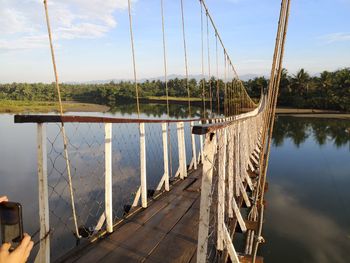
[192,95,266,135]
[14,115,201,124]
[13,104,260,124]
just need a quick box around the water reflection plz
[109,102,204,118]
[273,116,350,147]
[262,116,350,263]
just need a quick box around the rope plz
[127,0,141,118]
[200,2,206,118]
[180,0,191,117]
[160,0,173,179]
[206,13,213,115]
[160,0,170,117]
[216,34,220,116]
[224,53,227,116]
[252,1,291,261]
[43,0,82,239]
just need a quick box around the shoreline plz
[0,100,109,113]
[275,108,350,119]
[1,100,349,119]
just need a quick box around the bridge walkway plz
[64,167,203,263]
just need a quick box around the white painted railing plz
[33,119,203,263]
[195,98,266,263]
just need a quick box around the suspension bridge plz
[13,0,290,262]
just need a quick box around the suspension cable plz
[180,0,191,117]
[224,53,227,116]
[160,0,170,117]
[200,2,206,118]
[215,33,220,116]
[160,0,173,178]
[43,0,81,239]
[127,0,141,118]
[206,13,213,115]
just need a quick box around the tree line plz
[0,68,349,112]
[245,68,350,112]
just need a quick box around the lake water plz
[0,106,349,262]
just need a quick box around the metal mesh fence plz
[42,120,199,260]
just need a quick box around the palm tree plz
[291,68,310,97]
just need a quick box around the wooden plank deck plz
[64,168,203,263]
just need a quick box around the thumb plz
[1,243,11,252]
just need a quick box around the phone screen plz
[0,202,23,249]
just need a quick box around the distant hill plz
[65,73,263,84]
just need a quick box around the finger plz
[0,242,11,252]
[17,234,31,252]
[23,241,34,261]
[0,196,8,202]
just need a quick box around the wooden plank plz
[145,195,195,233]
[145,233,197,263]
[170,203,200,242]
[184,178,201,192]
[131,199,173,225]
[107,222,142,244]
[238,254,264,263]
[109,225,166,259]
[100,243,145,262]
[74,239,120,263]
[244,220,259,232]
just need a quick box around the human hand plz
[0,196,8,203]
[0,234,34,263]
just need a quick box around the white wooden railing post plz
[181,122,187,178]
[104,123,113,233]
[228,126,234,218]
[36,123,50,263]
[190,121,197,170]
[217,128,226,251]
[198,121,204,164]
[139,123,147,208]
[197,132,217,263]
[162,123,169,191]
[176,122,187,179]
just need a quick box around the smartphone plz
[0,202,23,250]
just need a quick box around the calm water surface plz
[262,116,350,263]
[0,105,349,262]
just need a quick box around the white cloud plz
[0,0,136,51]
[0,35,48,50]
[321,32,350,44]
[268,185,350,263]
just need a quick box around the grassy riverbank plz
[0,100,109,113]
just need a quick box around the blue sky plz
[0,0,349,83]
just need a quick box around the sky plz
[0,0,349,83]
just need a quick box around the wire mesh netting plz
[41,120,202,260]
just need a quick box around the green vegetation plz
[245,68,350,112]
[0,68,349,113]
